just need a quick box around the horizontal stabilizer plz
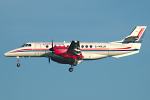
[124,36,139,41]
[112,51,139,58]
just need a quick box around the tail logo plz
[136,28,145,41]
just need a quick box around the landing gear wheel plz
[17,63,20,67]
[69,68,73,72]
[73,62,77,66]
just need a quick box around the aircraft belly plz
[34,51,50,57]
[108,51,132,56]
[13,50,51,57]
[82,51,108,60]
[16,52,36,57]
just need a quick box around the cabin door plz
[35,43,42,56]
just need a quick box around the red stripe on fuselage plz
[10,48,50,53]
[10,47,132,53]
[112,47,132,50]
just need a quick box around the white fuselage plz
[4,42,138,60]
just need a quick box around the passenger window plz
[28,44,31,46]
[90,45,92,48]
[67,45,69,47]
[85,45,88,48]
[46,45,49,48]
[81,45,84,48]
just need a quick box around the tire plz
[73,62,77,66]
[69,68,73,72]
[17,63,20,67]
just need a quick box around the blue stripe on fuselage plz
[11,49,139,53]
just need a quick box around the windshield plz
[21,44,31,47]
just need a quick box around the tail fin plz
[112,26,147,58]
[116,26,147,49]
[123,26,147,43]
[122,26,147,49]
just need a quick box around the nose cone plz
[4,52,10,56]
[4,53,8,56]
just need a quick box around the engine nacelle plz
[54,46,68,55]
[51,46,83,66]
[53,46,84,59]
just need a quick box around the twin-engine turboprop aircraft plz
[4,26,147,72]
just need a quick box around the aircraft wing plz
[67,40,83,65]
[67,40,82,56]
[53,40,84,65]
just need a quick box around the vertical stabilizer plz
[123,26,147,43]
[122,26,147,50]
[113,26,147,49]
[112,26,147,58]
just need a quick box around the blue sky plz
[1,0,150,100]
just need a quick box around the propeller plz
[48,57,51,64]
[49,40,54,54]
[49,40,55,64]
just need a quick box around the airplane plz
[4,26,147,72]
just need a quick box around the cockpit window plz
[21,44,32,47]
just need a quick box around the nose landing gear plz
[16,56,20,67]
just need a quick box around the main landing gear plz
[69,67,73,72]
[16,56,20,67]
[69,61,77,72]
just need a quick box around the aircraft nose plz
[4,52,9,56]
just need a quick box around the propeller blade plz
[52,40,53,49]
[52,40,54,54]
[49,40,54,54]
[48,57,50,64]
